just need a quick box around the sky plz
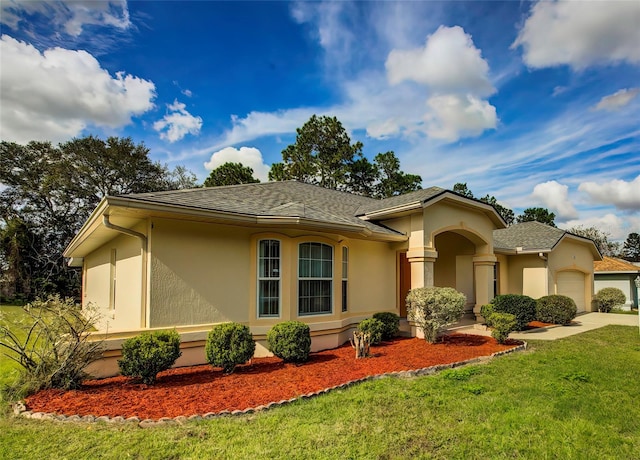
[1,0,639,241]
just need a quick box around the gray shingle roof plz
[117,181,402,236]
[355,186,446,215]
[493,221,567,251]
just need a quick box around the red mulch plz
[525,321,556,330]
[25,334,520,419]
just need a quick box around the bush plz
[205,322,255,373]
[357,318,384,345]
[267,321,311,363]
[480,304,495,325]
[536,295,577,325]
[489,312,517,344]
[490,294,536,331]
[0,295,104,399]
[594,287,626,313]
[372,312,400,340]
[406,287,466,343]
[118,330,182,385]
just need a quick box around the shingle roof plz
[117,181,402,236]
[493,221,567,251]
[594,257,640,273]
[355,187,446,215]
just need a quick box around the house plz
[594,257,640,310]
[64,181,601,376]
[493,221,602,312]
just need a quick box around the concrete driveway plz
[451,312,639,340]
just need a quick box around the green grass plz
[610,308,639,315]
[0,308,639,459]
[0,305,29,388]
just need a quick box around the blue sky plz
[1,0,639,240]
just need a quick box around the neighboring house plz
[493,221,602,312]
[64,181,601,376]
[594,257,640,309]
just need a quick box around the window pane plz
[299,280,331,315]
[258,240,280,317]
[342,280,347,312]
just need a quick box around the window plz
[342,247,348,312]
[298,242,333,315]
[258,240,280,317]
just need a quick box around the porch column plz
[473,255,497,320]
[407,248,438,289]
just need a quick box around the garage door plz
[557,271,586,312]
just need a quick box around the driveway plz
[450,312,639,341]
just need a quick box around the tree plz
[451,183,515,225]
[204,162,260,187]
[269,115,421,198]
[373,152,422,198]
[274,115,362,189]
[0,137,197,300]
[622,233,640,262]
[566,225,621,257]
[516,207,556,227]
[452,182,474,198]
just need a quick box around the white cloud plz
[1,0,131,36]
[513,0,640,70]
[153,99,202,143]
[531,180,578,220]
[0,35,155,144]
[386,25,495,97]
[424,94,497,142]
[578,176,640,211]
[203,146,270,182]
[593,88,640,111]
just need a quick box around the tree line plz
[2,115,638,301]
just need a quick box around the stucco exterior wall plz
[548,239,595,311]
[501,254,546,296]
[83,232,143,332]
[149,218,253,328]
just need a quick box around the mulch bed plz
[525,321,557,330]
[25,333,520,419]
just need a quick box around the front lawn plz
[1,324,639,459]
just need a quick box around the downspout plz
[103,215,149,328]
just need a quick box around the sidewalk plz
[448,312,639,341]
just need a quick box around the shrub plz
[118,330,182,385]
[0,295,104,399]
[594,287,626,313]
[372,312,400,340]
[205,322,255,373]
[490,294,536,331]
[267,321,311,363]
[536,295,577,325]
[480,304,495,325]
[357,318,384,345]
[489,312,517,344]
[406,287,466,343]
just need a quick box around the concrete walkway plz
[449,312,639,341]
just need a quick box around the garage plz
[557,270,586,312]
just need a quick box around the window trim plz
[297,242,334,316]
[257,239,282,318]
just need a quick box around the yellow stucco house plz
[64,181,601,376]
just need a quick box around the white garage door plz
[557,271,586,312]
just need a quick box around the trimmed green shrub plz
[373,312,400,340]
[490,294,536,331]
[536,295,577,325]
[267,321,311,363]
[594,287,626,313]
[480,304,495,325]
[406,287,466,343]
[358,318,384,345]
[489,312,517,344]
[118,330,182,385]
[206,322,255,373]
